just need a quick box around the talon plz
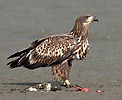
[63,79,71,87]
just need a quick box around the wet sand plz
[0,0,122,99]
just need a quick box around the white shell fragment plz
[28,87,38,92]
[46,83,51,91]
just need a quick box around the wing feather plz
[28,35,78,68]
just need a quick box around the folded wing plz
[7,34,78,69]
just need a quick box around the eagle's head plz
[76,14,99,25]
[70,14,98,37]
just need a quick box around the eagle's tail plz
[7,38,47,69]
[7,48,30,59]
[7,48,30,69]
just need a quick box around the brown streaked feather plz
[69,15,90,39]
[28,35,78,67]
[52,60,72,82]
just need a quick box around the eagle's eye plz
[85,16,90,19]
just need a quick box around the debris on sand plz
[27,81,62,92]
[75,86,90,92]
[96,90,104,93]
[26,82,104,93]
[28,87,37,92]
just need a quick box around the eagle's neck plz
[69,21,89,42]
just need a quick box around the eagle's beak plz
[93,16,99,22]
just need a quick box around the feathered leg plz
[52,59,73,86]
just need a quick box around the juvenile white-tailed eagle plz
[7,14,98,87]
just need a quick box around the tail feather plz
[7,39,43,59]
[7,46,30,69]
[18,53,29,66]
[7,38,47,69]
[7,58,20,68]
[7,48,30,59]
[7,52,29,69]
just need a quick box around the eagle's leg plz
[52,60,72,87]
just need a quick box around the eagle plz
[7,14,98,87]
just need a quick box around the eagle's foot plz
[63,79,73,88]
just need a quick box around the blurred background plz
[0,0,121,98]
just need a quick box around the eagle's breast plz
[75,39,90,60]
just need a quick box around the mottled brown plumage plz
[7,14,98,86]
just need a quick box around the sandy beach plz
[0,0,122,99]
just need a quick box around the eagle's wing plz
[7,34,78,69]
[25,35,77,69]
